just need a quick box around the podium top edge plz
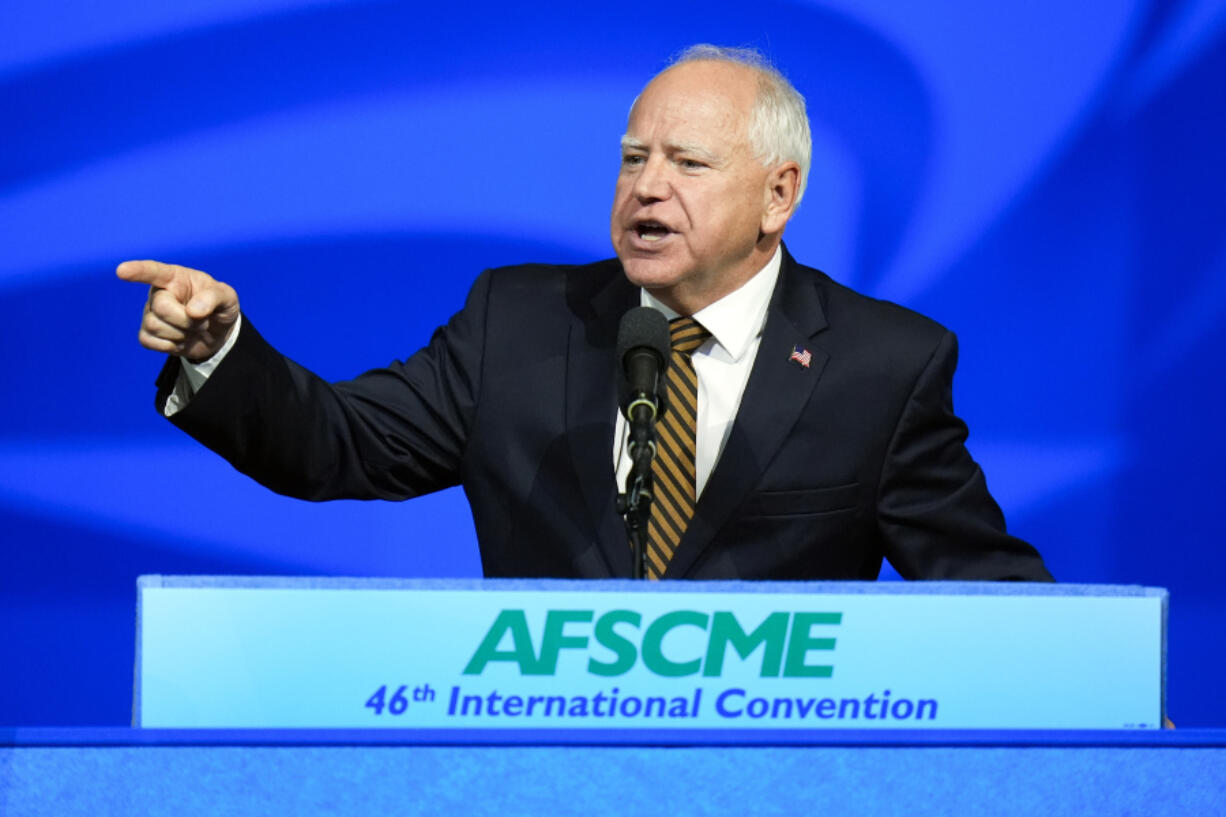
[136,576,1167,598]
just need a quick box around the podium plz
[4,578,1225,815]
[133,577,1167,732]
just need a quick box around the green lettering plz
[462,609,542,675]
[588,609,641,677]
[783,612,841,677]
[703,611,789,677]
[536,609,594,674]
[642,610,709,677]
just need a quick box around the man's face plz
[611,61,773,313]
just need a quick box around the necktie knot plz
[669,317,710,356]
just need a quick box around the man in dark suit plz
[118,46,1051,582]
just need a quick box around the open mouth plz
[634,220,672,242]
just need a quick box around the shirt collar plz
[640,245,782,362]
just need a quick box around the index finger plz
[116,259,184,289]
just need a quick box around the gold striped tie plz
[646,317,710,579]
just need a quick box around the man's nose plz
[633,156,671,202]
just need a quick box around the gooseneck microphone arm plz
[615,307,671,579]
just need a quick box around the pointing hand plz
[117,260,240,362]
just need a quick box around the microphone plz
[616,307,671,461]
[616,306,670,580]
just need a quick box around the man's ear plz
[761,162,801,235]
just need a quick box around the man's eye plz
[680,159,707,170]
[622,154,646,166]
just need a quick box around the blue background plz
[1,0,1223,726]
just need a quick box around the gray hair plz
[669,44,812,206]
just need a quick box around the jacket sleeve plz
[875,331,1054,581]
[155,270,492,502]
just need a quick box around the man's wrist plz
[179,315,243,396]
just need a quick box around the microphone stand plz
[617,403,658,580]
[614,306,670,579]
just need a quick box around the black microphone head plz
[616,306,671,369]
[616,306,671,418]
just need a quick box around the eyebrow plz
[619,135,719,162]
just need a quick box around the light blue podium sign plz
[135,578,1165,731]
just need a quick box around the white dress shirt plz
[614,246,782,499]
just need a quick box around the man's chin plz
[618,256,687,291]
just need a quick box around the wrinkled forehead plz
[625,62,757,149]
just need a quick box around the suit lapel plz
[665,249,831,578]
[565,262,638,577]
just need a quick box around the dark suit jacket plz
[159,248,1052,581]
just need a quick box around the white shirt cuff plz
[163,314,243,416]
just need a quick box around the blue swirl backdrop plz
[2,0,1223,726]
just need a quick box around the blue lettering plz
[716,687,746,718]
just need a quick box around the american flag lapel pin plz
[789,344,812,369]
